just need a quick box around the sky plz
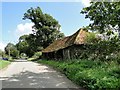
[1,1,91,51]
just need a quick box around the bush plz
[20,53,28,59]
[32,52,42,59]
[80,35,120,61]
[38,59,120,89]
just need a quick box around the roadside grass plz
[27,58,35,61]
[27,58,39,61]
[37,59,120,89]
[0,60,11,69]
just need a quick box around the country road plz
[0,59,83,89]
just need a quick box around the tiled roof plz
[42,29,88,53]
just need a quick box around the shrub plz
[20,53,27,59]
[32,52,42,59]
[38,59,120,89]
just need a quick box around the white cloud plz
[81,0,91,7]
[15,22,34,37]
[0,42,7,51]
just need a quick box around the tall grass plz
[38,59,120,89]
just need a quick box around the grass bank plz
[27,58,39,62]
[37,59,120,90]
[0,60,11,69]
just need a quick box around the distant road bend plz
[0,59,83,89]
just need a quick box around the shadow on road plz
[1,71,84,90]
[2,71,53,88]
[1,60,85,90]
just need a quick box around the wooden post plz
[62,50,64,60]
[67,49,70,59]
[54,51,57,60]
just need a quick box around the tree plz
[16,35,29,55]
[81,1,120,37]
[16,34,36,57]
[23,7,64,49]
[5,43,19,58]
[0,49,3,57]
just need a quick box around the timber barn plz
[42,28,89,60]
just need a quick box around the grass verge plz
[37,59,120,90]
[27,58,39,61]
[0,60,11,69]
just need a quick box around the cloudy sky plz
[1,1,91,51]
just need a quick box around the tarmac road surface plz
[0,59,84,89]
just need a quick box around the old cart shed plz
[42,29,89,60]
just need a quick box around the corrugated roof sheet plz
[42,29,88,53]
